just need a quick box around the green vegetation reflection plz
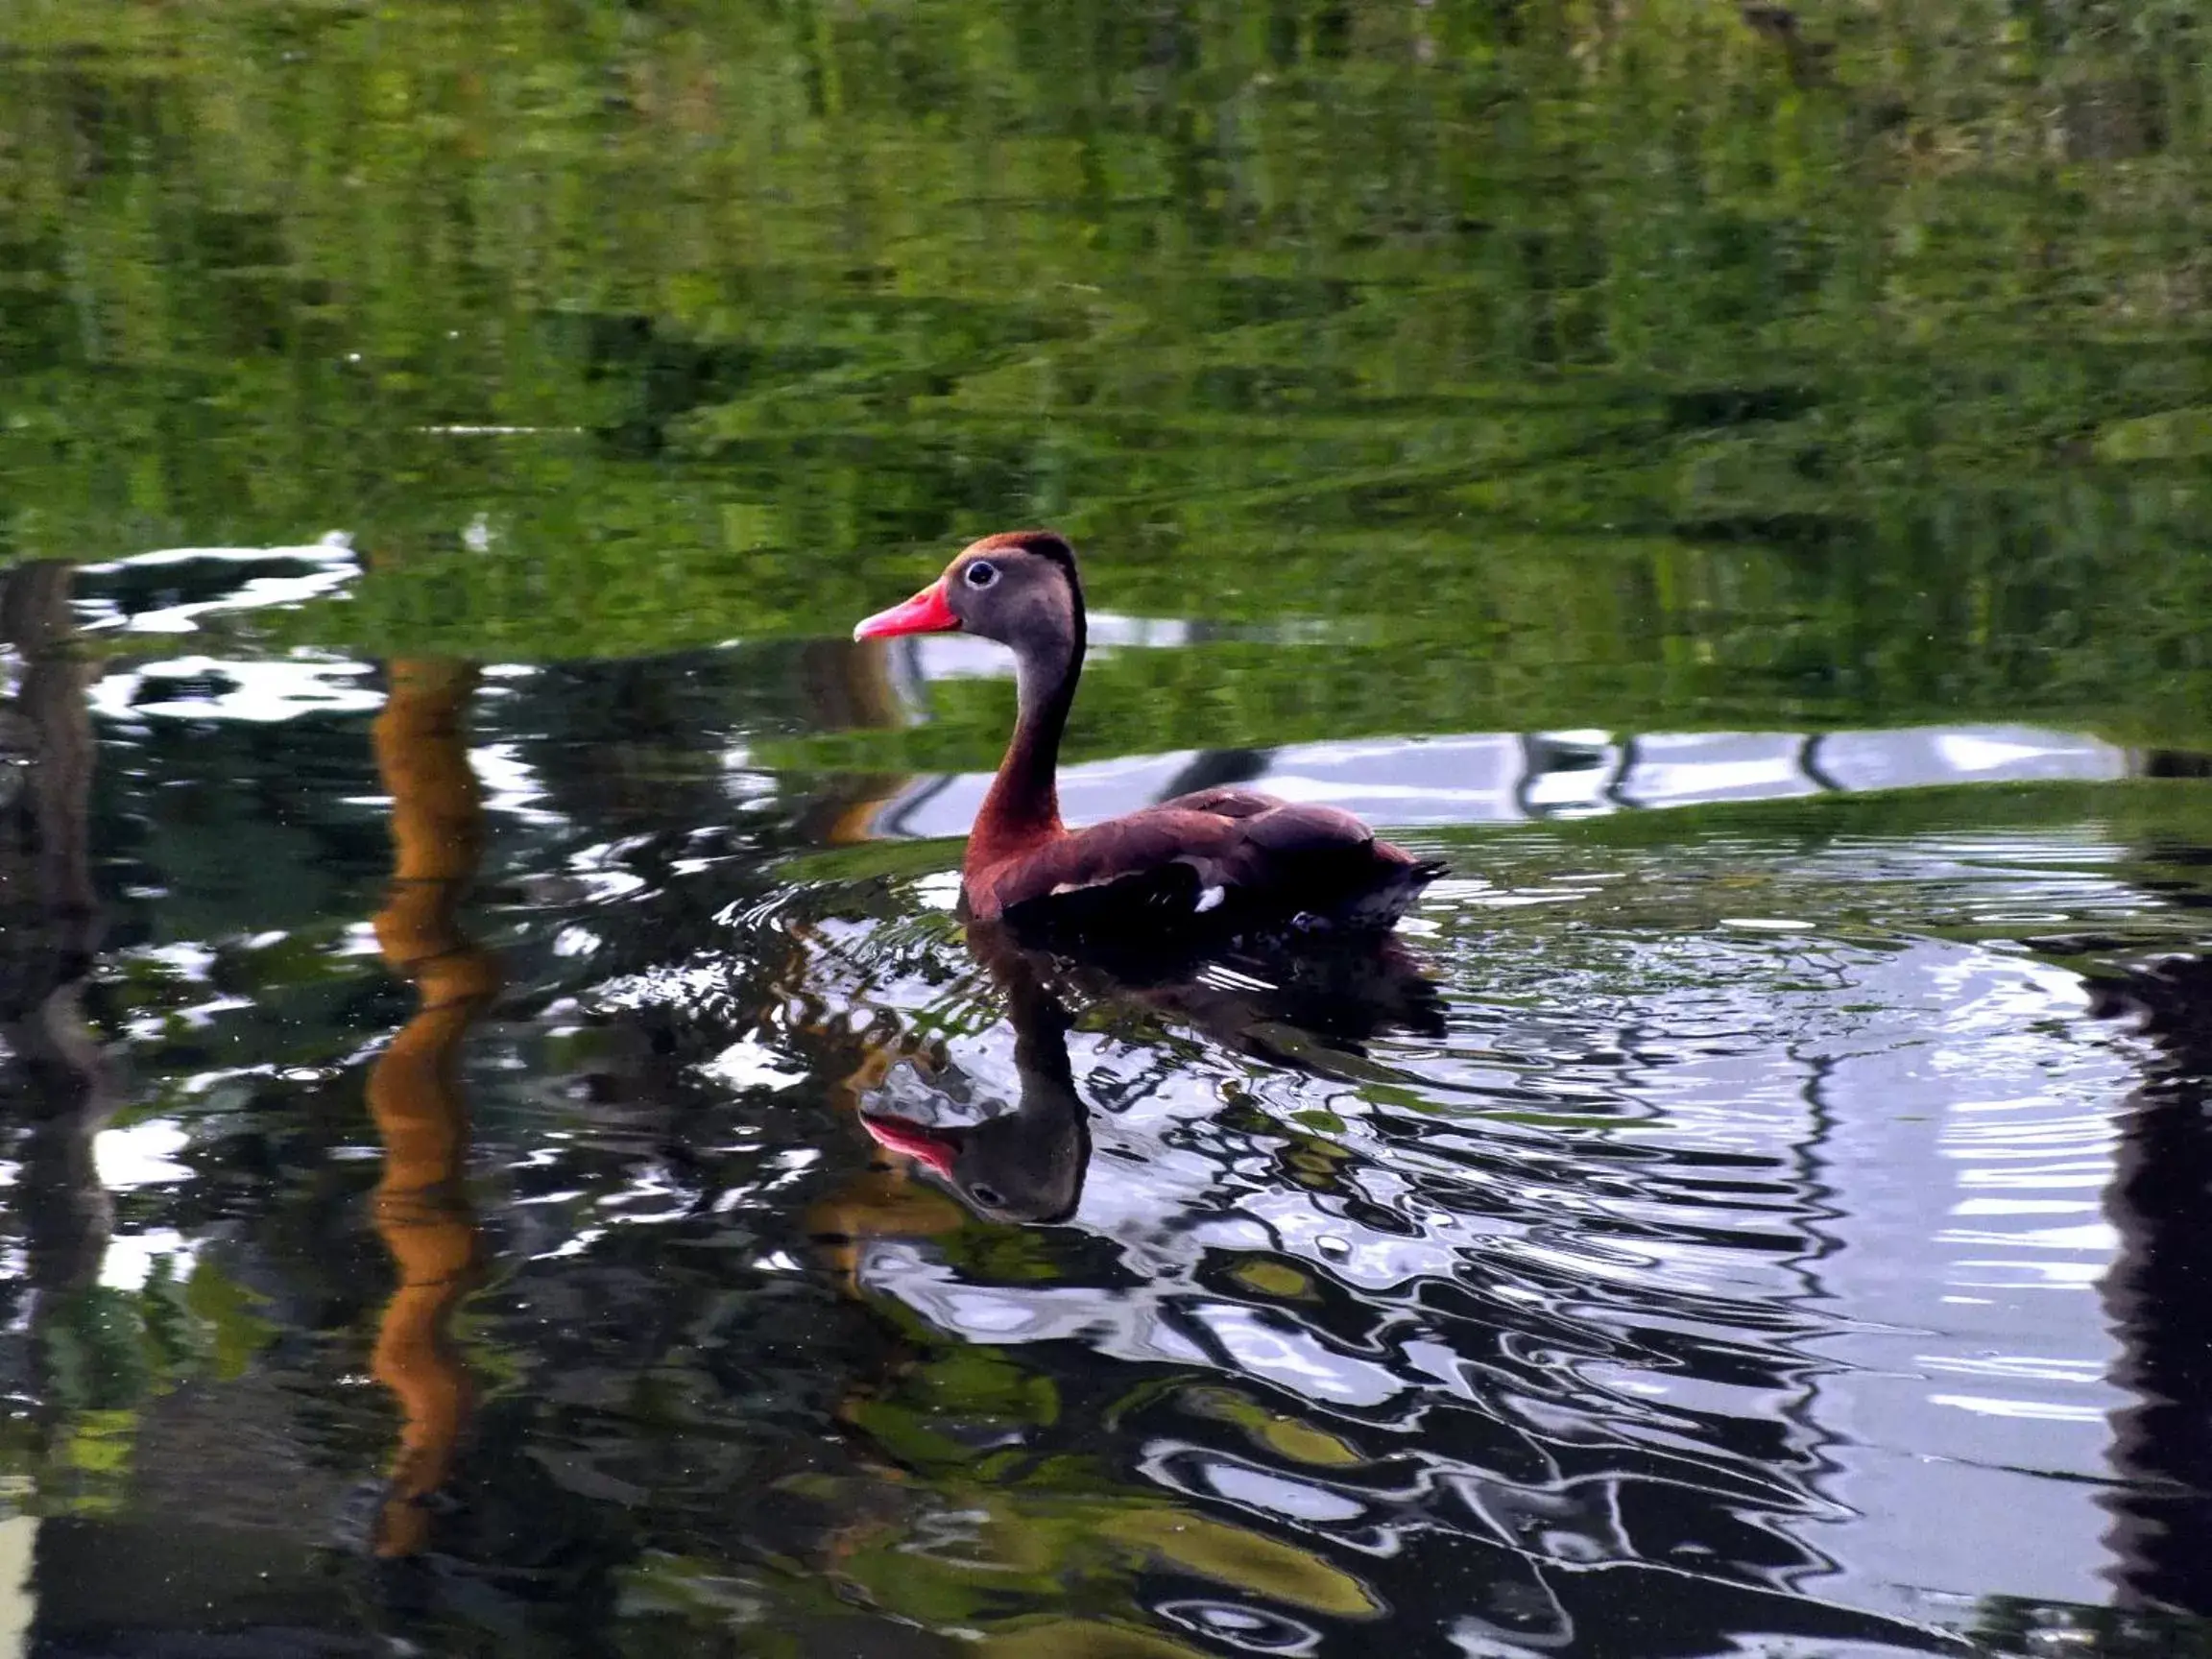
[1,1,2208,745]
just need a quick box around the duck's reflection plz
[859,932,1091,1224]
[365,658,495,1557]
[858,920,1442,1226]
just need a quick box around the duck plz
[854,531,1444,944]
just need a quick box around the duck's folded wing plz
[985,799,1395,914]
[1153,785,1283,820]
[988,808,1242,909]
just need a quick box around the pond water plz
[5,5,2212,1657]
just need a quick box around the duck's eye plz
[964,560,999,589]
[971,1184,1003,1208]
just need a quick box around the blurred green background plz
[2,0,2208,754]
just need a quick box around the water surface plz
[4,5,2212,1656]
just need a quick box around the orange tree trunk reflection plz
[366,659,495,1557]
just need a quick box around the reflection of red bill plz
[861,1115,958,1180]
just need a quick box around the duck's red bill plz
[860,1114,959,1179]
[854,582,959,641]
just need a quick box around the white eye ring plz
[964,560,999,589]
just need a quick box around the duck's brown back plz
[969,786,1440,940]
